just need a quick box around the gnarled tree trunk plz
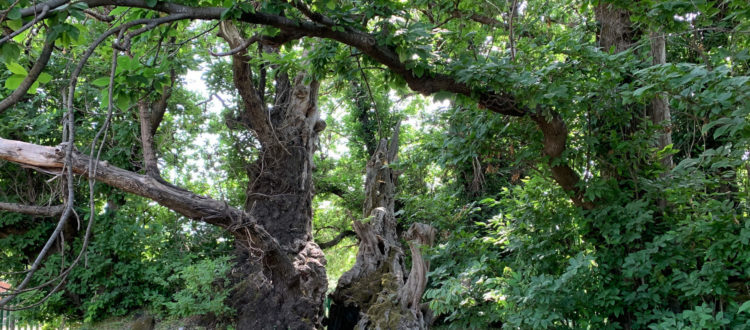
[218,22,328,329]
[328,126,436,329]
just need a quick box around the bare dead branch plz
[0,202,64,216]
[0,137,278,237]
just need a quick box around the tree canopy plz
[1,0,750,328]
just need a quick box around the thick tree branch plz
[218,21,272,140]
[149,72,175,135]
[0,202,64,216]
[19,0,68,17]
[315,181,349,200]
[464,12,504,27]
[288,0,335,26]
[530,113,592,209]
[318,230,355,249]
[0,137,261,231]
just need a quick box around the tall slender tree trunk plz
[649,30,673,171]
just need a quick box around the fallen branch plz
[0,202,64,216]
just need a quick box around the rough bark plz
[0,202,63,217]
[137,79,173,178]
[6,0,604,322]
[329,128,435,330]
[594,3,635,53]
[0,126,322,328]
[137,101,161,178]
[596,2,674,173]
[219,22,328,329]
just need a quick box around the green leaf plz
[220,8,232,20]
[6,19,22,31]
[4,74,25,90]
[0,42,20,64]
[714,124,730,139]
[91,77,111,87]
[115,93,131,110]
[739,301,750,314]
[6,62,28,76]
[7,7,21,20]
[37,72,53,84]
[633,84,653,97]
[28,80,40,94]
[146,0,158,7]
[100,88,110,107]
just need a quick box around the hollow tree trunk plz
[328,126,436,329]
[219,22,328,329]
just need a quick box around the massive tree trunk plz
[0,21,329,328]
[328,127,436,329]
[228,73,328,329]
[219,22,328,328]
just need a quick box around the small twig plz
[0,5,48,46]
[83,9,114,22]
[508,0,518,61]
[210,34,261,56]
[0,0,22,25]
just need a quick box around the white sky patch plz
[184,68,222,156]
[518,1,528,16]
[162,68,228,198]
[674,12,699,22]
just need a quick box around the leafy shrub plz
[162,256,235,318]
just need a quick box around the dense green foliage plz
[1,0,750,328]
